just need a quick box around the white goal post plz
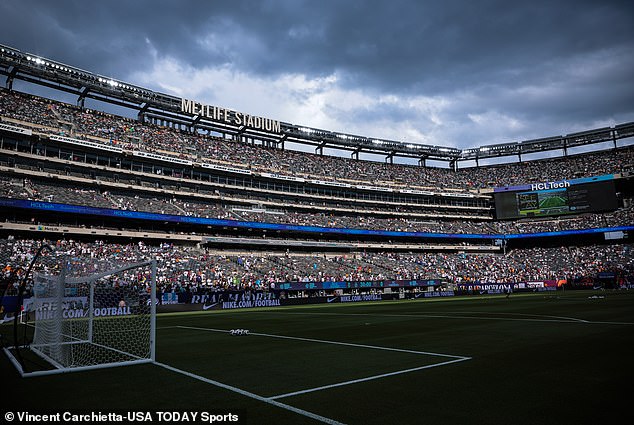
[4,258,156,377]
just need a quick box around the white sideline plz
[153,361,345,425]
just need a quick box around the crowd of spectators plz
[2,239,632,295]
[2,88,633,191]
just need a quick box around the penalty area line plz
[153,361,345,425]
[176,325,469,360]
[174,325,472,400]
[268,356,471,401]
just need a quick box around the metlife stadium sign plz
[180,98,282,133]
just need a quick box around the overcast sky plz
[1,0,633,150]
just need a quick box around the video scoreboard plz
[494,175,618,219]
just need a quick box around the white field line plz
[154,361,345,425]
[268,357,470,400]
[434,311,592,323]
[175,325,472,400]
[175,325,470,360]
[268,311,588,323]
[267,311,634,325]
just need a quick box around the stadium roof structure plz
[1,43,633,165]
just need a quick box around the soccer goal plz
[4,257,156,377]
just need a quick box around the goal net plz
[5,254,156,377]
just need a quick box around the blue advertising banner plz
[1,196,631,240]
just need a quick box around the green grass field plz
[539,195,567,209]
[3,290,634,425]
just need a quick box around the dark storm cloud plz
[1,0,633,146]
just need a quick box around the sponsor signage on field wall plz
[153,280,565,311]
[456,280,559,295]
[156,289,456,311]
[154,291,410,312]
[0,281,602,316]
[12,297,135,318]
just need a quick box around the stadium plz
[0,41,633,425]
